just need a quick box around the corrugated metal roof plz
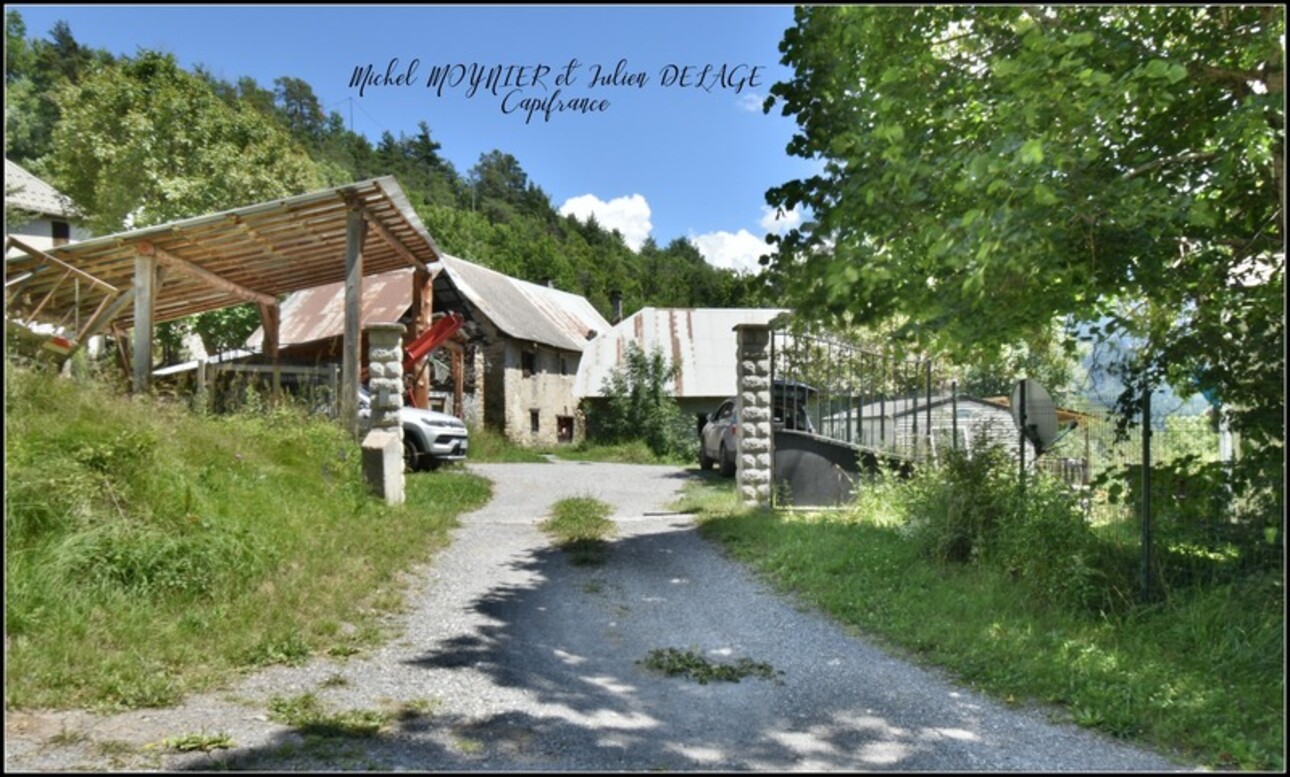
[4,158,78,218]
[573,307,789,399]
[245,254,609,355]
[246,267,416,349]
[439,254,609,352]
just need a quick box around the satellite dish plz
[1010,378,1060,455]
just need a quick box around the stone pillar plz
[735,323,773,507]
[364,323,406,505]
[367,323,406,437]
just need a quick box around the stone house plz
[435,254,609,446]
[245,253,609,446]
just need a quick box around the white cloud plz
[558,193,653,252]
[759,205,801,235]
[689,229,774,274]
[737,93,766,113]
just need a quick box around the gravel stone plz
[4,461,1200,771]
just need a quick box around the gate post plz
[735,323,774,507]
[364,322,406,505]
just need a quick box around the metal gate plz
[769,328,952,507]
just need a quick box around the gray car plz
[699,393,815,478]
[699,398,738,476]
[358,387,469,472]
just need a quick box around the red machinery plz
[361,311,465,405]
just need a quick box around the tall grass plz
[686,464,1284,771]
[5,363,491,710]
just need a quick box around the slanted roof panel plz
[245,267,417,350]
[439,254,608,352]
[573,307,789,399]
[5,158,78,218]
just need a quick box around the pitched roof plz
[437,254,609,352]
[573,307,790,399]
[5,158,78,218]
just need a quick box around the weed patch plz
[540,496,616,565]
[267,693,390,739]
[639,647,781,685]
[157,731,234,752]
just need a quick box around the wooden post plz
[111,323,131,382]
[132,252,156,394]
[258,302,281,402]
[453,346,465,419]
[340,205,366,439]
[409,268,434,409]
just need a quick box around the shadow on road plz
[203,517,999,771]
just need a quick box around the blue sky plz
[11,4,818,272]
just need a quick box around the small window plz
[559,356,568,376]
[521,350,536,378]
[52,220,71,246]
[530,409,540,434]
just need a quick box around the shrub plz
[584,342,694,460]
[903,440,1016,564]
[902,437,1136,615]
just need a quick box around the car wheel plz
[699,444,714,471]
[719,442,735,477]
[403,438,420,473]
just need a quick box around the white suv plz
[358,387,469,472]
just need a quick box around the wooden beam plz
[452,347,465,421]
[23,268,71,324]
[65,288,134,359]
[132,252,155,394]
[5,236,118,293]
[227,213,294,266]
[136,240,276,307]
[340,206,367,439]
[363,211,434,273]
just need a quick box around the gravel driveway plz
[4,460,1195,771]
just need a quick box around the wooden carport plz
[4,176,441,437]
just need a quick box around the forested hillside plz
[5,11,770,346]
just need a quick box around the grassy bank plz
[5,364,492,711]
[677,474,1284,771]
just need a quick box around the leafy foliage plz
[765,6,1284,513]
[901,439,1136,614]
[46,50,322,234]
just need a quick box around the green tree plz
[46,50,323,357]
[47,50,322,234]
[5,13,111,164]
[765,5,1283,488]
[274,75,325,142]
